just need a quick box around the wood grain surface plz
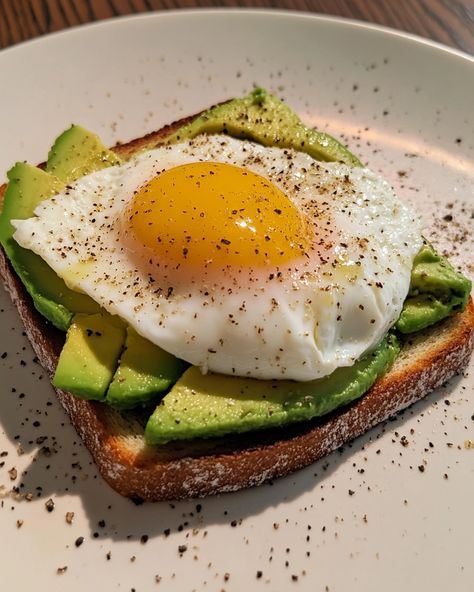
[0,0,473,54]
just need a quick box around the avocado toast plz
[1,89,473,500]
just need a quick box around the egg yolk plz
[126,162,309,269]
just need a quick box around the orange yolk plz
[126,162,309,269]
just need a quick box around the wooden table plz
[1,0,473,54]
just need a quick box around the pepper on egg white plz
[12,134,423,381]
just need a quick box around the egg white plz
[13,135,423,380]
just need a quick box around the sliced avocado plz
[397,242,471,333]
[106,327,187,409]
[0,163,64,239]
[0,163,101,331]
[46,124,121,184]
[0,125,122,330]
[165,88,362,167]
[53,313,126,400]
[145,334,399,444]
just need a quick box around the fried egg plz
[13,135,423,380]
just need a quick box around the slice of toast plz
[1,114,473,501]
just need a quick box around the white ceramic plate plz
[0,11,473,592]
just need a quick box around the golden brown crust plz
[111,112,199,158]
[1,116,473,500]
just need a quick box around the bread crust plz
[1,117,473,501]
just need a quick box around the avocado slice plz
[106,327,187,409]
[0,125,123,330]
[46,124,121,184]
[145,334,399,444]
[0,163,101,331]
[0,163,64,235]
[165,88,362,167]
[397,242,472,333]
[53,313,126,400]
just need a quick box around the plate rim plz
[1,8,473,65]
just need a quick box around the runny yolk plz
[126,162,309,269]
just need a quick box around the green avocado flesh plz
[106,327,188,409]
[165,88,362,167]
[53,313,126,400]
[46,124,121,184]
[145,334,400,444]
[2,89,472,444]
[396,242,471,333]
[0,163,100,331]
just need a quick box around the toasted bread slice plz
[1,115,473,501]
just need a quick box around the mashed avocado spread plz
[0,88,471,444]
